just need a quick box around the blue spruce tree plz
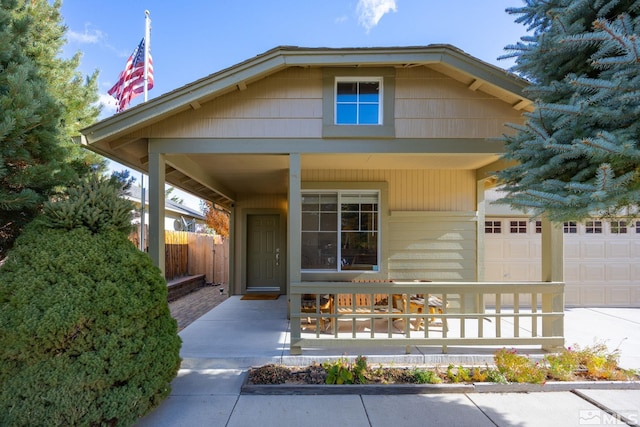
[497,0,640,221]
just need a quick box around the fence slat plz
[129,226,228,283]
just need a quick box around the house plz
[126,185,206,232]
[78,45,565,353]
[484,188,640,307]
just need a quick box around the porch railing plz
[289,281,565,355]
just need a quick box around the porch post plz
[541,217,563,282]
[148,152,166,276]
[288,153,302,355]
[541,216,564,348]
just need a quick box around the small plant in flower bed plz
[247,343,639,386]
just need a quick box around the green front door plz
[246,214,282,293]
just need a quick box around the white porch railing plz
[289,281,565,355]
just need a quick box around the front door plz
[246,214,283,293]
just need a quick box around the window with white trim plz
[510,220,527,234]
[335,78,382,125]
[585,220,603,234]
[535,220,542,234]
[610,220,627,234]
[301,191,379,271]
[485,221,501,233]
[564,221,577,233]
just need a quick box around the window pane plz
[336,82,357,102]
[336,104,357,124]
[302,213,319,231]
[360,212,377,231]
[341,232,378,270]
[301,232,337,269]
[359,82,379,102]
[341,212,359,230]
[320,212,337,231]
[301,194,319,211]
[320,194,337,211]
[359,104,379,124]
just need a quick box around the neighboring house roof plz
[79,45,533,209]
[126,185,205,220]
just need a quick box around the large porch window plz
[301,191,379,271]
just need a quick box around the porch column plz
[541,217,563,282]
[288,153,302,355]
[148,152,166,276]
[541,216,564,348]
[287,153,302,288]
[476,179,487,281]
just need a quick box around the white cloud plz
[98,93,117,115]
[335,15,348,24]
[356,0,397,32]
[67,24,105,44]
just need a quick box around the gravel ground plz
[168,284,228,331]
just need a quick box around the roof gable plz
[80,44,531,146]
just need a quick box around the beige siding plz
[145,66,520,140]
[236,193,287,210]
[302,169,476,211]
[388,212,477,281]
[395,68,522,139]
[149,67,323,138]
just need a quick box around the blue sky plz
[61,0,528,116]
[60,0,528,207]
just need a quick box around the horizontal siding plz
[237,193,287,210]
[388,212,477,281]
[302,169,475,211]
[149,68,323,138]
[146,66,522,140]
[394,67,522,139]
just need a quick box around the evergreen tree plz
[0,0,103,257]
[497,0,640,221]
[0,174,181,426]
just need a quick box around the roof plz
[81,44,530,145]
[79,45,533,208]
[127,185,205,220]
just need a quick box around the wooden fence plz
[130,225,229,284]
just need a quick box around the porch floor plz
[178,296,640,370]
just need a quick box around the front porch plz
[290,280,565,355]
[177,295,640,370]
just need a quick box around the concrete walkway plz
[137,297,640,426]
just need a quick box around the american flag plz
[108,38,154,112]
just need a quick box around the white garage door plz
[484,218,640,307]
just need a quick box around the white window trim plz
[301,189,381,273]
[334,77,383,125]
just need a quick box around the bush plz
[0,176,181,426]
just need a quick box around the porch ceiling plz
[171,152,500,203]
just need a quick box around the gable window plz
[335,78,381,125]
[322,68,395,138]
[302,191,379,272]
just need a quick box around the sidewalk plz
[137,297,640,426]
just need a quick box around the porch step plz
[167,274,206,301]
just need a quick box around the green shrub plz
[0,176,181,427]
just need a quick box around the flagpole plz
[143,10,151,102]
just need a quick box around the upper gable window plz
[322,68,395,138]
[335,78,382,125]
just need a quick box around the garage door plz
[484,218,640,307]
